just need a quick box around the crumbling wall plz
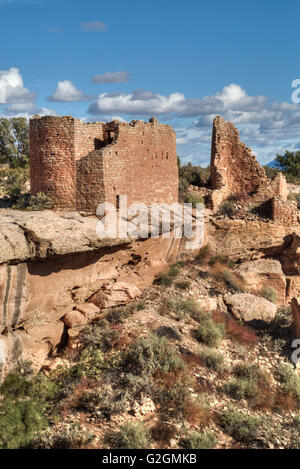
[210,116,272,211]
[209,116,292,217]
[271,197,298,226]
[30,116,178,211]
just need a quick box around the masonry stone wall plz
[30,116,76,208]
[271,197,298,226]
[209,116,293,220]
[30,116,178,211]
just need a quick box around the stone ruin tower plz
[209,115,298,226]
[29,116,179,212]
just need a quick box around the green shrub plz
[195,244,210,264]
[135,301,146,311]
[123,334,184,376]
[13,192,53,211]
[199,349,225,373]
[53,348,105,394]
[175,280,191,290]
[223,363,265,401]
[79,322,120,352]
[0,167,28,199]
[233,363,262,381]
[218,197,239,217]
[156,264,181,286]
[223,377,258,401]
[222,270,240,291]
[154,325,182,341]
[294,415,300,432]
[183,193,204,208]
[168,296,206,322]
[276,362,300,403]
[104,422,152,449]
[260,286,277,304]
[31,424,95,449]
[180,430,217,449]
[76,384,130,418]
[0,398,47,449]
[194,318,225,346]
[218,407,260,443]
[106,305,134,323]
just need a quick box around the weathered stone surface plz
[291,298,300,338]
[0,215,185,372]
[0,210,128,264]
[224,293,277,323]
[74,303,100,321]
[210,116,271,211]
[90,281,141,309]
[279,233,300,275]
[64,311,86,328]
[207,218,300,261]
[234,259,286,304]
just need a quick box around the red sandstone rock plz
[90,281,141,309]
[234,259,286,304]
[64,311,87,328]
[224,293,277,323]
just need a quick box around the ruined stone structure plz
[209,115,298,226]
[271,197,298,227]
[30,116,178,211]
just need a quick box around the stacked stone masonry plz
[30,116,178,211]
[210,115,298,225]
[271,197,298,226]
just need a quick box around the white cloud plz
[81,21,106,32]
[88,90,222,117]
[0,67,56,117]
[92,71,130,84]
[0,67,35,103]
[48,80,93,102]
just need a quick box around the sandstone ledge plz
[0,210,131,265]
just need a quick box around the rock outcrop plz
[234,259,286,304]
[0,210,187,375]
[224,293,277,324]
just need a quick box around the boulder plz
[90,281,141,309]
[234,259,286,304]
[63,311,87,328]
[74,303,100,321]
[224,293,277,323]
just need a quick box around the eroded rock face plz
[0,210,187,373]
[89,282,141,309]
[207,218,300,261]
[224,293,277,324]
[234,259,286,304]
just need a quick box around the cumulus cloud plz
[81,21,106,32]
[0,67,56,117]
[47,80,93,102]
[0,67,35,103]
[88,90,222,117]
[92,71,130,84]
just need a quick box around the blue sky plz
[1,0,300,165]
